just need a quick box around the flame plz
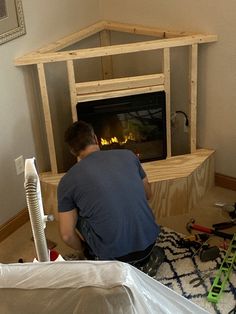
[100,133,135,146]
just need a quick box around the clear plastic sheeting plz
[0,261,209,314]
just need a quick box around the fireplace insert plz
[77,91,166,162]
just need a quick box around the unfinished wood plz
[0,208,29,243]
[40,149,215,220]
[163,48,171,157]
[189,44,198,153]
[67,60,78,122]
[37,63,58,173]
[34,21,105,54]
[99,30,113,80]
[142,149,215,182]
[215,173,236,191]
[77,85,165,102]
[15,34,218,66]
[149,178,188,220]
[76,74,164,95]
[40,172,65,221]
[187,152,215,210]
[105,20,196,38]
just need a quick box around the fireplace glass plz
[77,91,166,162]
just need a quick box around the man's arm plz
[58,209,83,252]
[143,176,152,200]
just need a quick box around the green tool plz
[207,233,236,303]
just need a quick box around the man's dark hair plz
[65,121,96,156]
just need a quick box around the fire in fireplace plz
[77,91,166,162]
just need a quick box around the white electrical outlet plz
[15,155,24,175]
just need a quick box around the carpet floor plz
[149,227,236,314]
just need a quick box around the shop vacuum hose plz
[24,158,50,262]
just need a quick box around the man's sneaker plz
[142,246,165,277]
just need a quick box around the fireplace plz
[77,91,167,162]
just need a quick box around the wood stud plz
[37,63,58,173]
[189,44,198,153]
[99,30,113,80]
[67,60,78,122]
[163,48,171,158]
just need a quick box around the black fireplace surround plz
[76,91,167,162]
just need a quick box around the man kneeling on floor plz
[57,121,164,271]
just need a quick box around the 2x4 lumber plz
[76,74,164,95]
[99,30,113,79]
[77,85,165,102]
[189,44,198,153]
[67,60,78,122]
[35,21,105,54]
[163,48,171,158]
[104,20,196,38]
[14,34,218,66]
[37,63,58,174]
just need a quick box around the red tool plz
[186,219,233,240]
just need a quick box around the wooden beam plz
[99,30,113,79]
[76,74,164,95]
[37,63,58,173]
[163,48,171,157]
[33,21,105,54]
[77,85,165,102]
[67,60,78,122]
[104,20,197,38]
[189,44,198,153]
[15,34,218,66]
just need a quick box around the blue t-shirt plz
[58,149,159,259]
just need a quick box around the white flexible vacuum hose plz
[24,158,49,262]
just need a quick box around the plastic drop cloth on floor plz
[0,260,209,314]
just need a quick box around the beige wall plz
[100,0,236,177]
[0,0,100,225]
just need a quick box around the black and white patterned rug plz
[148,227,236,314]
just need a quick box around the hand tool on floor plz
[212,219,236,230]
[199,245,220,262]
[214,202,236,219]
[186,218,233,240]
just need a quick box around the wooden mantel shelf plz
[40,149,215,221]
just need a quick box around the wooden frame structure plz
[15,20,217,174]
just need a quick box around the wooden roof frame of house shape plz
[15,20,218,174]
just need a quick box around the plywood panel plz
[187,152,215,210]
[40,172,64,220]
[142,149,215,182]
[40,149,215,221]
[149,177,188,221]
